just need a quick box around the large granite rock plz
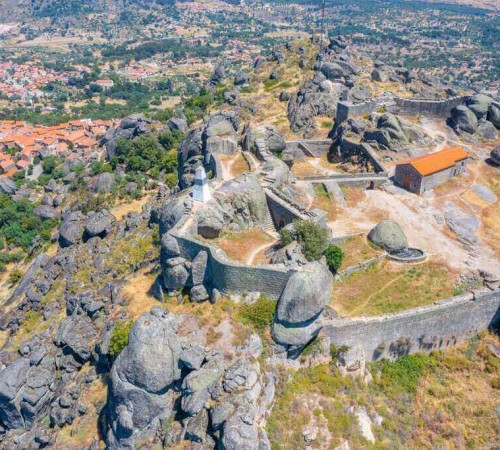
[450,105,478,134]
[103,114,151,159]
[488,104,500,129]
[107,309,184,447]
[84,209,116,239]
[214,173,267,229]
[248,125,286,154]
[34,205,60,221]
[0,177,18,195]
[59,212,85,248]
[368,220,408,253]
[466,94,493,120]
[272,262,333,351]
[234,71,249,86]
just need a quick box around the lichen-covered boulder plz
[84,209,116,239]
[234,71,249,86]
[34,205,60,221]
[272,262,333,351]
[490,146,500,165]
[368,220,408,253]
[275,262,333,326]
[466,94,493,120]
[451,105,478,134]
[488,104,500,129]
[215,173,267,229]
[107,309,184,447]
[0,177,18,195]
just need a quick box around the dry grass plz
[110,195,151,221]
[311,183,339,221]
[337,235,383,269]
[331,258,459,316]
[291,159,325,177]
[341,186,368,209]
[206,229,275,264]
[219,153,250,178]
[121,269,161,321]
[410,333,500,448]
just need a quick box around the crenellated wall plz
[323,289,500,360]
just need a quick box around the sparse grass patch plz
[331,259,458,316]
[109,320,133,358]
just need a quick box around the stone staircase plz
[262,204,279,238]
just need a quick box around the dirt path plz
[246,240,275,265]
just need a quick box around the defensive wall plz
[172,233,295,300]
[323,289,500,360]
[336,96,467,124]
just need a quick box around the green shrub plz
[237,295,276,331]
[324,245,344,273]
[294,220,330,261]
[109,321,133,358]
[279,228,293,247]
[371,352,438,395]
[8,268,24,286]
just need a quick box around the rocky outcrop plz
[102,114,151,159]
[178,112,239,189]
[234,71,249,86]
[34,205,60,221]
[107,308,273,449]
[368,220,408,253]
[465,94,493,120]
[450,105,478,134]
[212,173,268,230]
[244,125,286,154]
[59,212,85,248]
[84,209,116,240]
[0,177,18,195]
[272,262,333,356]
[287,73,346,136]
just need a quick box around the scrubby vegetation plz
[279,219,330,261]
[109,321,133,358]
[268,333,500,449]
[237,295,276,331]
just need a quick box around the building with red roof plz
[394,147,468,194]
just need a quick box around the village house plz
[95,79,114,89]
[394,147,468,194]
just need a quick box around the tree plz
[324,245,344,273]
[293,220,330,261]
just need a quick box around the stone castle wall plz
[173,234,295,300]
[336,96,467,123]
[323,289,500,360]
[391,96,466,118]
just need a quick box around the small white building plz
[192,166,211,203]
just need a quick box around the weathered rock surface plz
[0,177,18,195]
[34,204,60,221]
[84,209,116,239]
[103,114,151,158]
[273,262,333,352]
[450,105,478,134]
[368,220,408,253]
[466,94,493,120]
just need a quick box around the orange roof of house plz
[398,147,468,177]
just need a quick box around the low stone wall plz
[336,100,380,123]
[338,254,387,279]
[323,289,500,360]
[173,234,295,300]
[285,140,332,158]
